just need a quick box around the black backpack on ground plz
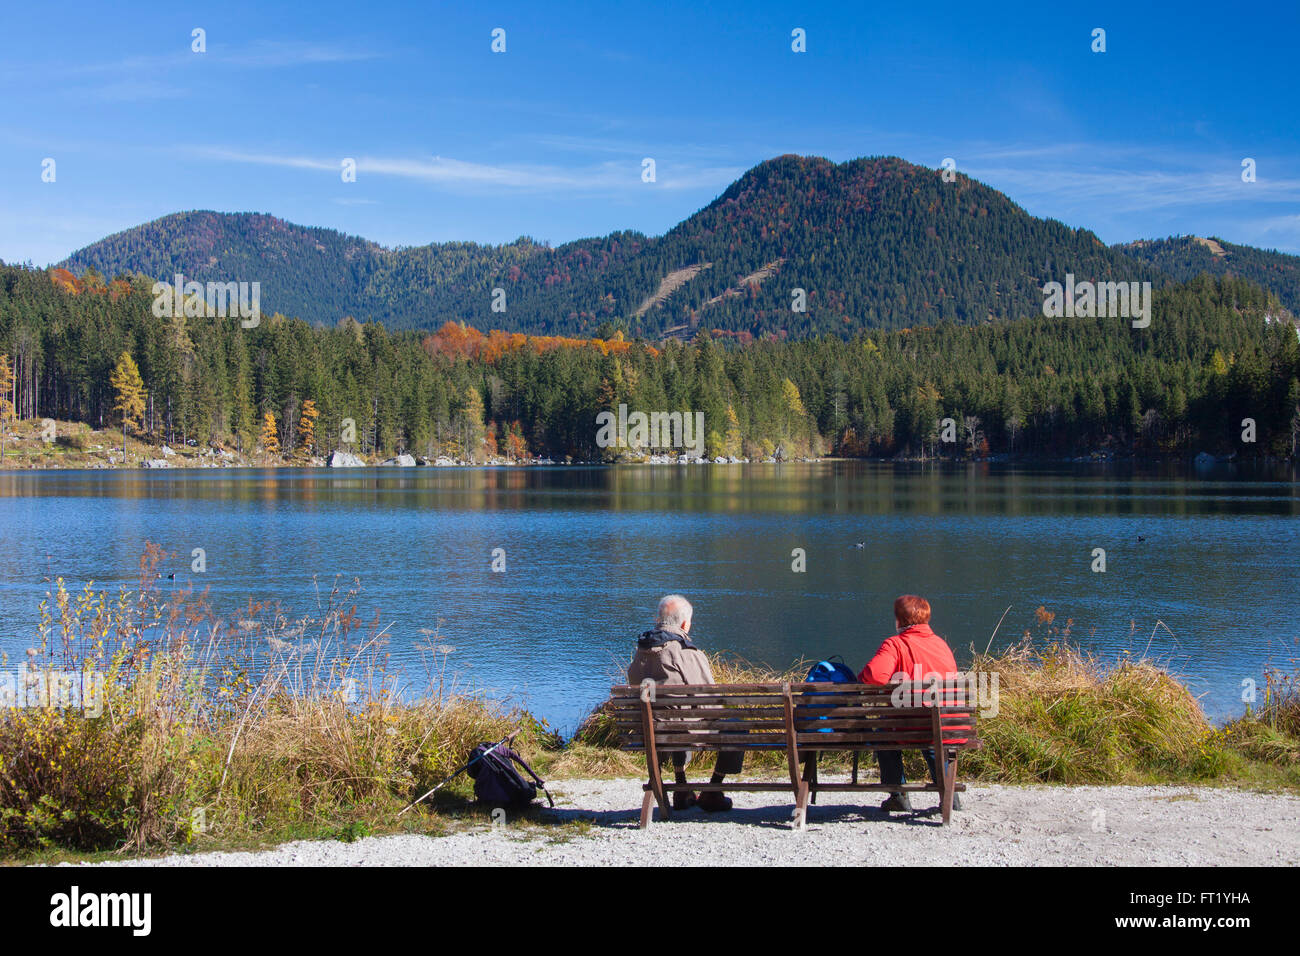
[465,742,555,808]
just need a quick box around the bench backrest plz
[606,680,979,753]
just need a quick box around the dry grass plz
[0,543,554,855]
[959,638,1226,783]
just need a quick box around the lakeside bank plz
[3,562,1297,863]
[3,417,1294,471]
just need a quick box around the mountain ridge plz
[54,155,1299,338]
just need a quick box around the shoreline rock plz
[328,450,366,468]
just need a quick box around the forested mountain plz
[1118,236,1300,314]
[57,155,1167,338]
[57,210,545,332]
[3,263,1297,463]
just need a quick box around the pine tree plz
[109,351,146,460]
[1287,378,1300,459]
[230,334,256,453]
[780,378,807,448]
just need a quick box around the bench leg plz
[940,752,957,825]
[781,686,804,828]
[645,757,670,823]
[654,784,670,823]
[793,780,810,831]
[639,789,655,828]
[802,752,819,806]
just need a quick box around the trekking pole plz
[398,730,518,816]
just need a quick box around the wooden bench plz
[606,679,981,828]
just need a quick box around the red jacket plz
[858,623,958,686]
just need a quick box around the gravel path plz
[67,778,1300,867]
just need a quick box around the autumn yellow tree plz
[780,378,807,449]
[781,378,807,418]
[260,411,280,458]
[724,404,743,457]
[459,385,485,462]
[295,399,319,461]
[0,354,14,463]
[109,351,146,460]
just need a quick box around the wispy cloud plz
[84,80,191,102]
[532,133,745,161]
[190,147,743,194]
[216,39,385,68]
[0,39,382,102]
[28,40,382,78]
[960,141,1300,212]
[1232,214,1300,254]
[972,163,1300,213]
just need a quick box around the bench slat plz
[619,717,976,732]
[622,724,976,735]
[637,734,975,746]
[611,680,978,694]
[805,781,968,793]
[792,705,977,716]
[619,741,978,752]
[615,698,979,711]
[614,695,803,707]
[612,706,789,718]
[620,743,792,751]
[647,782,968,793]
[621,715,975,728]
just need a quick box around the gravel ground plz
[66,777,1300,867]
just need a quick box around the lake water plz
[0,462,1296,733]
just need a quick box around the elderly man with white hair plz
[626,594,742,812]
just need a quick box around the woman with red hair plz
[858,595,962,813]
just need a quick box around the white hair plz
[656,594,693,629]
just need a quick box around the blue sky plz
[2,0,1297,267]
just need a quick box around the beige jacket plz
[626,625,716,687]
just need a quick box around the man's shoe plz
[880,792,913,812]
[698,790,733,812]
[672,790,698,811]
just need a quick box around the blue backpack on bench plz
[801,656,858,732]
